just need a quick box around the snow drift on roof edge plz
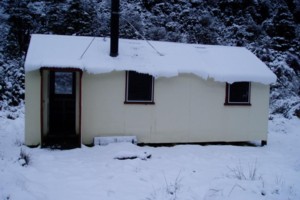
[24,34,277,84]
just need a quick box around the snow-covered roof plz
[25,34,276,84]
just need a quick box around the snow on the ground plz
[0,111,299,200]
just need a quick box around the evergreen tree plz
[268,6,296,50]
[63,0,98,36]
[5,0,32,57]
[272,6,296,39]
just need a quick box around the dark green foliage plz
[0,60,24,108]
[5,0,32,57]
[63,0,98,36]
[268,6,296,40]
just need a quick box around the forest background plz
[0,0,299,119]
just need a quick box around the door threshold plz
[42,135,81,149]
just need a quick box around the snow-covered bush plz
[18,148,30,167]
[146,172,183,200]
[226,160,261,181]
[204,160,297,200]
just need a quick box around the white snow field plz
[1,109,300,200]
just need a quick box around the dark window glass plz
[54,72,73,94]
[127,71,153,102]
[228,82,250,103]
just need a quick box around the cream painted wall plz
[81,72,270,144]
[25,70,41,145]
[25,70,269,145]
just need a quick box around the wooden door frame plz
[40,67,82,148]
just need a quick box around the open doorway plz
[40,68,82,148]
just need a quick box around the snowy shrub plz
[145,26,167,41]
[286,53,300,74]
[146,172,183,200]
[267,176,297,199]
[227,160,261,181]
[204,176,297,200]
[205,161,297,200]
[18,148,30,167]
[204,179,266,200]
[14,139,23,147]
[164,173,182,198]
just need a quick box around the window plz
[225,82,251,105]
[54,72,74,95]
[125,71,154,104]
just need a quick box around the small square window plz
[125,71,154,104]
[225,82,251,105]
[54,72,73,95]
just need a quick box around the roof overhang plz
[25,34,277,85]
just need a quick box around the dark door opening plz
[49,71,76,135]
[41,68,82,149]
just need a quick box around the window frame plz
[224,82,251,106]
[53,71,75,95]
[124,71,155,104]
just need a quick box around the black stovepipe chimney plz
[110,0,119,57]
